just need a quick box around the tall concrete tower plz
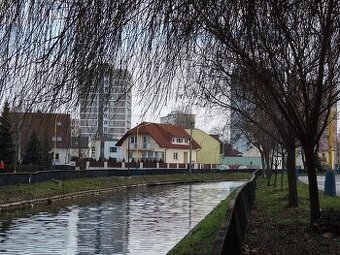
[79,64,132,158]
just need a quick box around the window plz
[172,137,188,144]
[110,147,117,153]
[148,151,153,158]
[130,136,137,143]
[173,152,178,160]
[52,136,62,142]
[91,147,95,158]
[143,136,148,148]
[55,153,59,161]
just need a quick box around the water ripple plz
[0,181,244,255]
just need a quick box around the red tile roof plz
[116,122,201,149]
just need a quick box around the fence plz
[211,169,262,255]
[0,168,257,187]
[85,161,219,170]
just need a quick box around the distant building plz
[11,112,71,165]
[71,119,80,138]
[316,106,337,170]
[160,110,195,129]
[225,148,243,157]
[116,122,201,164]
[69,136,90,159]
[185,129,220,164]
[79,64,132,141]
[220,156,262,169]
[88,138,121,161]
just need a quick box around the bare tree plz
[1,0,339,224]
[227,66,300,207]
[180,1,339,223]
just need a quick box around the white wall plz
[53,148,70,165]
[104,141,121,161]
[165,148,197,164]
[69,148,90,159]
[119,135,198,164]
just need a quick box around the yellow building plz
[317,106,337,170]
[185,129,221,164]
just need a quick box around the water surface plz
[0,181,244,254]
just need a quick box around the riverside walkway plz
[299,173,340,196]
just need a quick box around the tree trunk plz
[286,143,298,207]
[265,152,272,186]
[261,154,266,178]
[281,151,285,190]
[274,160,278,188]
[303,146,321,224]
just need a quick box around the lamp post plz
[189,121,194,174]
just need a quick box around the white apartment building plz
[160,110,196,129]
[79,65,132,142]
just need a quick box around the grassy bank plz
[168,186,239,255]
[0,172,251,206]
[243,177,340,254]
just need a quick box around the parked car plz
[238,165,248,169]
[218,165,230,170]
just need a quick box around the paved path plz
[299,174,340,196]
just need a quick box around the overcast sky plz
[131,99,230,140]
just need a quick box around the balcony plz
[129,143,137,149]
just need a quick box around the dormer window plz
[172,137,190,145]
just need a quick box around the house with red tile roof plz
[116,122,201,164]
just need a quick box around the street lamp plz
[189,121,194,174]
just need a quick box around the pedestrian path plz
[299,174,340,196]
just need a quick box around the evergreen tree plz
[0,102,15,164]
[40,137,53,169]
[22,131,41,165]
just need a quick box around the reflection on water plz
[0,181,243,255]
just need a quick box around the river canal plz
[0,181,244,254]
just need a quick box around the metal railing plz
[211,169,262,255]
[0,168,257,187]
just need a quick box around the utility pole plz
[189,122,193,174]
[78,128,82,159]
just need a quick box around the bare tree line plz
[1,0,340,223]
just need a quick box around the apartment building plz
[160,110,196,129]
[79,64,132,141]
